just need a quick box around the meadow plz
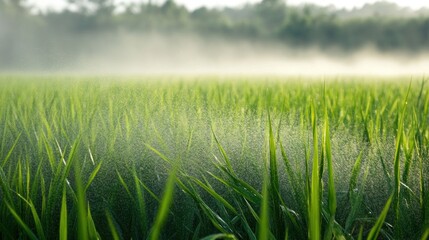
[0,75,428,240]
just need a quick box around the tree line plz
[1,0,429,70]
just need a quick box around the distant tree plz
[66,0,114,14]
[0,0,27,14]
[262,0,282,4]
[254,0,287,36]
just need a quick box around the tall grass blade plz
[200,233,238,240]
[207,170,261,205]
[1,133,21,168]
[133,170,148,234]
[323,104,337,240]
[211,128,235,174]
[190,176,238,214]
[5,202,38,240]
[116,169,132,198]
[73,147,88,240]
[0,167,14,207]
[349,152,363,198]
[87,203,100,240]
[422,227,429,240]
[258,164,270,240]
[367,193,393,240]
[357,225,364,240]
[60,187,68,240]
[15,193,46,240]
[267,113,283,237]
[309,102,321,240]
[106,210,122,240]
[150,169,177,240]
[84,161,102,193]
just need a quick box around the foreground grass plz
[0,76,428,239]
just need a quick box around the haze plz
[3,0,429,76]
[4,33,428,76]
[28,0,429,11]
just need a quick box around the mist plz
[2,0,429,76]
[2,32,429,76]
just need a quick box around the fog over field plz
[2,0,429,76]
[3,33,429,76]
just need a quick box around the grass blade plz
[267,113,283,237]
[323,102,337,240]
[190,176,238,214]
[422,227,429,240]
[84,161,102,193]
[309,102,321,240]
[367,193,393,240]
[258,164,270,240]
[106,210,122,240]
[200,233,238,240]
[87,203,100,240]
[5,202,38,240]
[1,133,21,168]
[150,169,177,240]
[60,187,68,240]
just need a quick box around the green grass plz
[0,75,428,239]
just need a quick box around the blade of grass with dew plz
[323,103,337,240]
[150,169,177,240]
[309,102,321,240]
[73,146,88,240]
[25,158,31,201]
[279,140,307,239]
[84,161,102,193]
[199,197,234,233]
[421,155,429,235]
[393,114,403,206]
[209,146,261,205]
[87,203,100,240]
[45,139,79,234]
[0,133,21,168]
[200,233,238,240]
[144,143,173,165]
[258,162,270,240]
[105,210,122,240]
[422,227,429,240]
[267,113,283,237]
[5,202,38,240]
[116,169,132,198]
[392,83,411,237]
[358,225,364,240]
[0,167,14,208]
[375,143,392,189]
[211,127,235,174]
[345,153,370,233]
[349,152,363,200]
[279,140,301,205]
[15,192,46,240]
[60,187,67,240]
[367,193,393,240]
[207,170,261,205]
[134,173,160,202]
[189,176,238,214]
[132,169,148,235]
[401,126,415,186]
[233,198,257,240]
[48,139,79,207]
[178,176,234,233]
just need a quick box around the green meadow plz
[0,76,428,239]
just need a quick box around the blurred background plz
[1,0,429,75]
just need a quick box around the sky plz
[26,0,429,11]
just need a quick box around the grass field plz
[0,75,428,239]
